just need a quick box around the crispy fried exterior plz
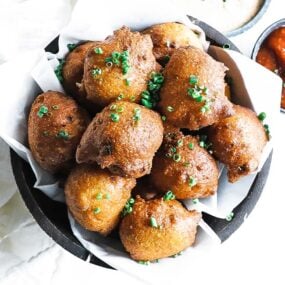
[159,47,234,130]
[28,91,90,173]
[62,41,98,111]
[143,22,203,63]
[65,164,135,235]
[76,101,164,178]
[207,105,268,182]
[150,131,218,199]
[119,197,201,261]
[83,26,157,107]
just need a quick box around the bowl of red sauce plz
[252,19,285,112]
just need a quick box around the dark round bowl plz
[251,18,285,113]
[226,0,271,37]
[10,16,273,269]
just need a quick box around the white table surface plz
[0,0,284,284]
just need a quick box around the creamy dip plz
[175,0,263,33]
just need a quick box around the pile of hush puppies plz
[28,22,268,263]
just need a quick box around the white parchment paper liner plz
[0,0,282,282]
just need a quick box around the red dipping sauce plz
[256,27,285,109]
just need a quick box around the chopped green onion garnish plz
[177,139,183,147]
[52,105,59,110]
[141,98,153,109]
[163,190,175,201]
[225,212,234,221]
[125,78,131,86]
[138,260,150,265]
[96,193,103,200]
[161,115,166,121]
[188,176,197,187]
[54,59,65,83]
[94,47,103,54]
[258,112,266,121]
[188,142,194,150]
[173,153,181,162]
[104,193,111,200]
[117,106,124,113]
[110,104,117,111]
[91,68,102,77]
[67,43,76,51]
[167,106,174,112]
[37,105,49,118]
[150,217,158,228]
[199,141,206,148]
[56,130,69,140]
[223,43,230,49]
[192,198,199,204]
[93,207,101,214]
[189,75,198,85]
[117,94,124,101]
[122,198,135,217]
[130,95,136,102]
[133,108,141,122]
[110,113,120,122]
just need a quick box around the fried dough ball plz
[76,101,164,178]
[159,47,234,130]
[65,164,136,235]
[62,41,97,111]
[83,26,158,107]
[150,131,219,199]
[207,105,268,182]
[28,91,90,173]
[119,196,201,261]
[143,22,203,64]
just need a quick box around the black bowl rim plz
[251,18,285,113]
[10,16,272,269]
[226,0,271,37]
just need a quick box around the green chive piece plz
[161,115,166,121]
[172,252,182,258]
[94,47,103,54]
[199,141,206,148]
[173,153,181,162]
[110,113,120,122]
[117,94,124,101]
[122,198,135,217]
[192,198,199,204]
[54,59,65,83]
[189,75,198,85]
[150,217,158,228]
[110,104,117,111]
[37,105,49,118]
[138,260,150,265]
[188,176,197,187]
[96,193,103,200]
[91,68,102,77]
[93,207,101,214]
[130,95,136,102]
[184,162,190,167]
[258,112,266,121]
[225,212,234,221]
[52,105,59,110]
[188,142,194,150]
[177,139,183,147]
[67,43,76,51]
[133,108,141,122]
[163,190,175,201]
[125,78,131,86]
[117,106,124,113]
[104,193,111,200]
[56,130,69,140]
[223,43,231,49]
[141,98,153,109]
[170,147,177,153]
[264,124,270,138]
[167,106,174,112]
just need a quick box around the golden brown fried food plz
[159,47,234,130]
[150,131,218,199]
[83,26,158,107]
[143,22,203,63]
[65,164,135,235]
[76,101,164,178]
[207,105,268,182]
[119,196,201,261]
[62,41,97,111]
[28,91,90,173]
